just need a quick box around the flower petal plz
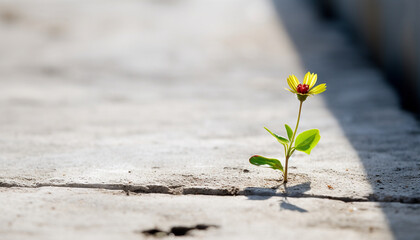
[287,77,296,91]
[308,83,326,95]
[303,72,311,85]
[285,88,297,94]
[292,75,300,86]
[309,73,317,89]
[287,75,299,91]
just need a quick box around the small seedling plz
[249,72,326,182]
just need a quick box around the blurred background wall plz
[318,0,420,114]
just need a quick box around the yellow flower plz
[285,72,326,97]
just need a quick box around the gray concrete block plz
[1,187,419,240]
[0,0,419,238]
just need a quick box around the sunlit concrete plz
[0,0,419,239]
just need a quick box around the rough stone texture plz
[0,0,419,239]
[0,0,418,201]
[2,187,420,240]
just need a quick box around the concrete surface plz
[2,187,420,240]
[0,0,419,239]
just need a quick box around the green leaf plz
[285,124,293,140]
[249,155,284,172]
[264,127,289,145]
[294,129,321,155]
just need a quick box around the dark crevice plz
[140,224,219,237]
[1,182,419,204]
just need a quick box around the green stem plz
[284,156,289,183]
[284,100,304,182]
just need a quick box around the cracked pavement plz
[0,0,419,239]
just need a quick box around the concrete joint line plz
[1,182,419,204]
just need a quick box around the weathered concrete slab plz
[0,0,420,239]
[0,0,419,204]
[1,187,419,240]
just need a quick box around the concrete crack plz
[1,182,419,204]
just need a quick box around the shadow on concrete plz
[271,0,420,239]
[280,200,308,212]
[245,182,310,212]
[246,195,274,201]
[244,182,311,199]
[283,181,311,196]
[280,182,309,212]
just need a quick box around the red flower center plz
[296,84,309,94]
